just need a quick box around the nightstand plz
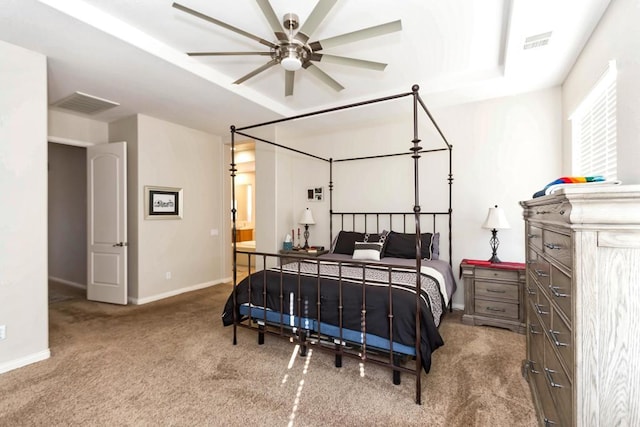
[460,259,526,334]
[279,249,329,265]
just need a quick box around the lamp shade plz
[299,208,315,225]
[482,205,510,230]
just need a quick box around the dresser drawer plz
[527,301,545,356]
[528,252,550,289]
[528,352,561,427]
[542,229,572,271]
[544,337,573,427]
[475,268,519,282]
[475,280,519,301]
[474,299,519,320]
[527,224,543,252]
[533,287,552,331]
[550,306,573,379]
[548,264,572,322]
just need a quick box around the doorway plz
[47,142,87,299]
[233,142,256,275]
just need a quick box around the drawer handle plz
[534,269,549,278]
[527,233,539,239]
[529,324,541,335]
[549,330,569,347]
[486,288,506,294]
[535,209,566,216]
[544,418,557,426]
[534,303,548,315]
[527,359,540,374]
[549,285,568,298]
[544,368,564,388]
[486,307,506,313]
[526,286,537,295]
[544,243,562,250]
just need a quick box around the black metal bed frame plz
[229,84,453,404]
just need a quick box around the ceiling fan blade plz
[172,2,277,49]
[294,0,338,44]
[311,54,387,71]
[303,63,344,92]
[233,59,278,85]
[187,51,272,56]
[256,0,288,42]
[309,20,402,51]
[285,71,295,97]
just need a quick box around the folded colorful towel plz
[532,176,607,198]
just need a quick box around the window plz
[570,60,617,180]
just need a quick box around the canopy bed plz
[223,85,454,404]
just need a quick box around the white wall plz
[0,40,49,372]
[135,115,225,303]
[271,87,562,309]
[563,0,640,184]
[49,109,108,144]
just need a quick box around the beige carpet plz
[1,281,537,426]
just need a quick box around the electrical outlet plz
[0,325,6,340]
[165,272,171,280]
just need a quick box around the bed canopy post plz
[230,125,238,346]
[329,158,334,247]
[411,84,423,405]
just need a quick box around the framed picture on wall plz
[144,186,183,219]
[307,187,323,201]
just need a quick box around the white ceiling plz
[0,0,610,137]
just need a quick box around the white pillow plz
[352,241,384,261]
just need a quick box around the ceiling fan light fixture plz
[281,55,302,71]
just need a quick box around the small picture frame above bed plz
[307,187,323,201]
[144,186,183,219]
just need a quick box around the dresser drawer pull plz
[549,330,568,347]
[534,269,549,278]
[535,209,565,216]
[544,368,564,388]
[534,303,548,315]
[527,233,539,239]
[486,307,506,313]
[549,285,568,298]
[527,259,536,264]
[526,286,537,295]
[544,243,562,250]
[527,359,540,374]
[543,418,557,426]
[529,325,541,335]
[486,288,506,294]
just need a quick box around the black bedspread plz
[222,261,445,373]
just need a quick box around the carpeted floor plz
[0,281,537,426]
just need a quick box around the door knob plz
[112,242,128,247]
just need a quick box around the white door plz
[87,142,128,304]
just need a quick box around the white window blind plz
[570,60,617,180]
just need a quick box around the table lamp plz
[299,208,315,250]
[482,205,510,263]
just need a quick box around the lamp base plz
[488,254,502,264]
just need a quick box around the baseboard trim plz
[0,349,51,375]
[49,276,86,289]
[130,279,228,305]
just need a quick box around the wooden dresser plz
[521,186,640,426]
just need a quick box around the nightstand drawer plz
[475,268,519,282]
[474,299,519,320]
[475,280,518,301]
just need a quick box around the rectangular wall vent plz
[523,31,552,50]
[51,91,120,115]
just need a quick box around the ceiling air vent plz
[523,31,552,50]
[51,91,120,115]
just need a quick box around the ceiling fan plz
[172,1,402,96]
